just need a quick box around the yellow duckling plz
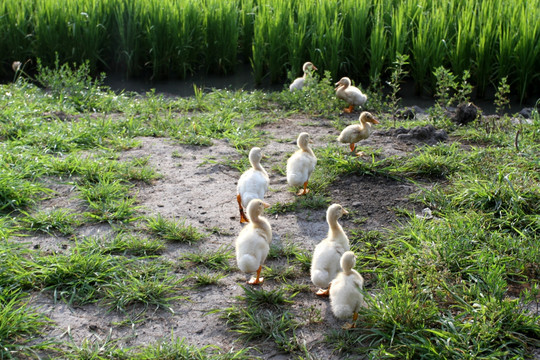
[330,251,366,329]
[289,62,318,91]
[235,199,272,285]
[337,111,379,155]
[286,132,317,196]
[310,204,350,296]
[335,76,367,113]
[236,147,269,223]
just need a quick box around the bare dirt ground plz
[26,110,451,359]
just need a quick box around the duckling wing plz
[238,170,269,207]
[289,77,305,91]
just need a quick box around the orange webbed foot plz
[315,288,330,297]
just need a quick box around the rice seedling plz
[20,208,80,236]
[145,214,205,244]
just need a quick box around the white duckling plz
[236,147,269,223]
[310,204,350,296]
[335,76,367,113]
[330,251,366,328]
[286,132,317,196]
[235,199,272,285]
[289,61,318,91]
[337,111,379,155]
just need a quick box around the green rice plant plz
[389,4,410,64]
[180,246,233,271]
[368,2,387,82]
[102,268,184,314]
[20,208,80,236]
[308,1,343,79]
[513,4,540,102]
[112,0,145,77]
[0,288,53,359]
[341,0,371,78]
[146,214,205,244]
[496,5,518,85]
[286,1,310,79]
[474,1,498,98]
[448,0,476,78]
[203,0,239,74]
[409,2,449,94]
[251,0,290,84]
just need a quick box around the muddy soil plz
[26,110,453,359]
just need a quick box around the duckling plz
[335,77,367,113]
[310,204,350,296]
[235,199,272,285]
[330,251,366,328]
[286,132,317,196]
[289,62,318,91]
[236,147,269,223]
[337,111,379,155]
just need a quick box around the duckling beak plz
[371,118,380,124]
[312,65,318,71]
[263,202,271,209]
[342,208,349,215]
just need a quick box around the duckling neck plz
[300,145,315,157]
[251,216,272,241]
[328,218,347,245]
[251,159,266,173]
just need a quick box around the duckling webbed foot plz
[296,182,310,196]
[248,266,264,285]
[344,105,354,113]
[315,288,330,297]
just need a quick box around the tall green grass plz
[1,0,538,100]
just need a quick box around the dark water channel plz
[104,64,535,116]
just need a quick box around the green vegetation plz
[0,58,538,359]
[2,0,539,100]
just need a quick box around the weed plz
[146,214,205,244]
[20,208,80,236]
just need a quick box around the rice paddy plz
[1,0,539,101]
[0,50,539,359]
